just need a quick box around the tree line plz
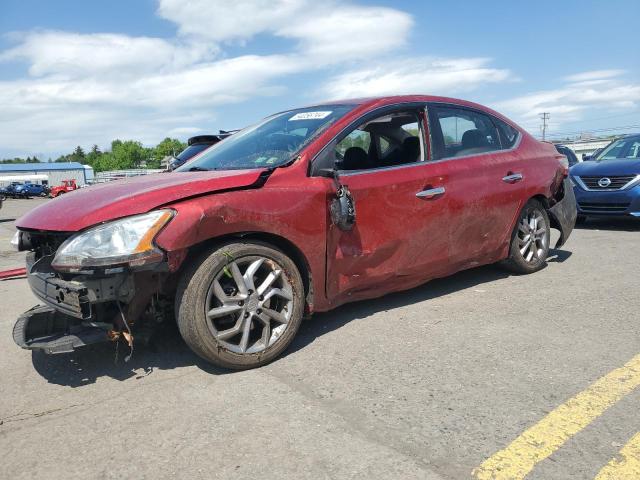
[0,138,186,172]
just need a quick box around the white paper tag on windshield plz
[289,111,332,121]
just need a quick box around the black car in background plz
[555,144,579,166]
[168,132,236,171]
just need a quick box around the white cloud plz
[0,0,513,157]
[276,5,413,63]
[157,0,412,64]
[157,0,307,42]
[0,31,215,78]
[320,58,512,99]
[563,69,625,83]
[0,52,300,154]
[496,73,640,133]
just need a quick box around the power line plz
[553,110,640,126]
[539,112,550,140]
[522,111,640,138]
[539,123,640,139]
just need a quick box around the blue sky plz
[1,0,639,158]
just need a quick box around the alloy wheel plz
[517,210,548,263]
[204,256,293,354]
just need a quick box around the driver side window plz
[335,111,424,171]
[336,129,372,158]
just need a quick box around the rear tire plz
[502,199,551,274]
[175,241,304,370]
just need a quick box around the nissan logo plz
[598,177,612,188]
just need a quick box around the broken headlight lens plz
[52,210,174,272]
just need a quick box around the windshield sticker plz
[289,111,332,121]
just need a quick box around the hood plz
[17,169,265,232]
[571,159,640,176]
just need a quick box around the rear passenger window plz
[493,118,520,149]
[429,106,500,160]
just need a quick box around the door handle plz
[416,186,445,199]
[502,173,523,183]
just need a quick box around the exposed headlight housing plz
[52,210,174,272]
[10,230,21,251]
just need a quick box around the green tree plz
[85,144,102,168]
[93,152,119,172]
[154,137,185,160]
[111,140,151,169]
[69,145,86,163]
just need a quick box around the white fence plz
[93,169,164,183]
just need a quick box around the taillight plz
[558,155,569,176]
[558,155,569,169]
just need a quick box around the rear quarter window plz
[493,118,520,149]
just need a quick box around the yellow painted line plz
[473,353,640,480]
[594,431,640,479]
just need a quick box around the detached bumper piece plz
[27,270,92,319]
[13,305,108,354]
[548,177,577,248]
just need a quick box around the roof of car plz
[0,162,85,172]
[310,95,487,107]
[299,95,512,123]
[296,95,526,132]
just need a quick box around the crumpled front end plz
[13,229,174,357]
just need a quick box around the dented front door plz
[326,162,455,304]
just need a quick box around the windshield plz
[176,105,355,171]
[594,136,640,161]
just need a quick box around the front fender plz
[547,177,577,248]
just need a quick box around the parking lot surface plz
[1,197,639,479]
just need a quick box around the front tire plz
[175,241,304,370]
[502,199,551,274]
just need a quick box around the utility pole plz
[539,112,550,140]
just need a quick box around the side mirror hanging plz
[320,168,356,231]
[330,184,356,231]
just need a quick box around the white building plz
[0,162,92,187]
[555,138,613,160]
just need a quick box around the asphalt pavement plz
[1,197,639,479]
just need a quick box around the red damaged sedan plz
[12,95,576,369]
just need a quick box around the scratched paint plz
[473,353,640,480]
[594,431,640,479]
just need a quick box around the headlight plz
[10,230,21,251]
[52,210,174,272]
[569,176,576,187]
